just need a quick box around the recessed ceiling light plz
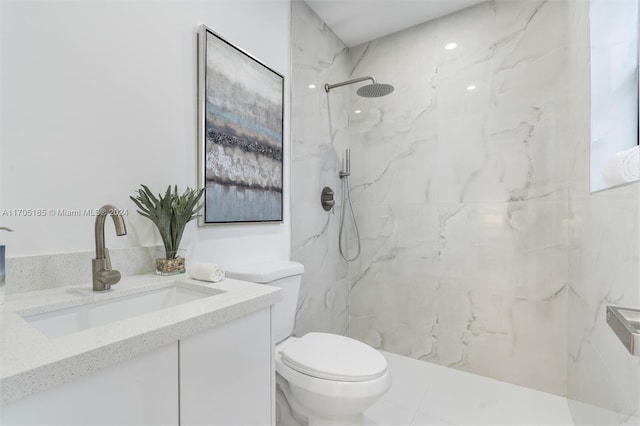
[354,110,361,114]
[467,85,476,91]
[445,42,457,50]
[308,84,316,89]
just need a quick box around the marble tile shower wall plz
[291,0,639,410]
[346,0,570,395]
[565,1,640,423]
[290,1,352,336]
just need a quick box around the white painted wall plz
[0,0,291,266]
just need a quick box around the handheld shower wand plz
[340,149,351,178]
[339,149,361,262]
[324,77,393,262]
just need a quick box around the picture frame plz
[198,25,284,225]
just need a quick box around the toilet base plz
[274,336,391,426]
[276,374,308,426]
[276,373,370,426]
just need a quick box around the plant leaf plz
[131,185,205,259]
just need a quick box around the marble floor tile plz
[364,399,419,426]
[410,411,455,426]
[376,352,432,412]
[375,351,575,426]
[278,349,630,426]
[416,368,574,425]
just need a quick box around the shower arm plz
[325,76,376,93]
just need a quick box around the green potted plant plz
[131,185,204,275]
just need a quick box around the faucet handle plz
[92,257,121,291]
[95,269,121,290]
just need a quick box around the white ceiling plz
[304,0,486,47]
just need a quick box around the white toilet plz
[226,261,391,425]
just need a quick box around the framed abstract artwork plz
[198,25,284,224]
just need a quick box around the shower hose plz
[338,175,361,262]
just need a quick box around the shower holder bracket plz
[607,305,640,356]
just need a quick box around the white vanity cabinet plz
[1,307,274,426]
[0,342,180,425]
[179,307,273,425]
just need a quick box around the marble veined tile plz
[339,0,571,398]
[291,149,344,205]
[364,399,419,426]
[380,350,574,426]
[565,1,639,415]
[568,398,640,426]
[293,0,639,413]
[350,272,439,360]
[291,0,352,337]
[435,102,567,204]
[436,112,528,204]
[292,202,349,336]
[417,351,573,425]
[437,202,567,298]
[567,183,640,419]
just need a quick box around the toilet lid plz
[280,333,388,382]
[226,261,304,283]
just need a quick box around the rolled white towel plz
[602,145,640,186]
[187,262,225,282]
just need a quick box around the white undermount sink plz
[21,282,224,339]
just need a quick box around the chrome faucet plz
[92,204,127,291]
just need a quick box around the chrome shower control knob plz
[321,187,335,211]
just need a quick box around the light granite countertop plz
[0,274,281,405]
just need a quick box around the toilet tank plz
[225,261,304,343]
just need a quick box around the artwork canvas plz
[198,26,284,224]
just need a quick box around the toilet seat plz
[279,333,388,382]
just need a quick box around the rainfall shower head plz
[324,75,394,98]
[356,83,394,98]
